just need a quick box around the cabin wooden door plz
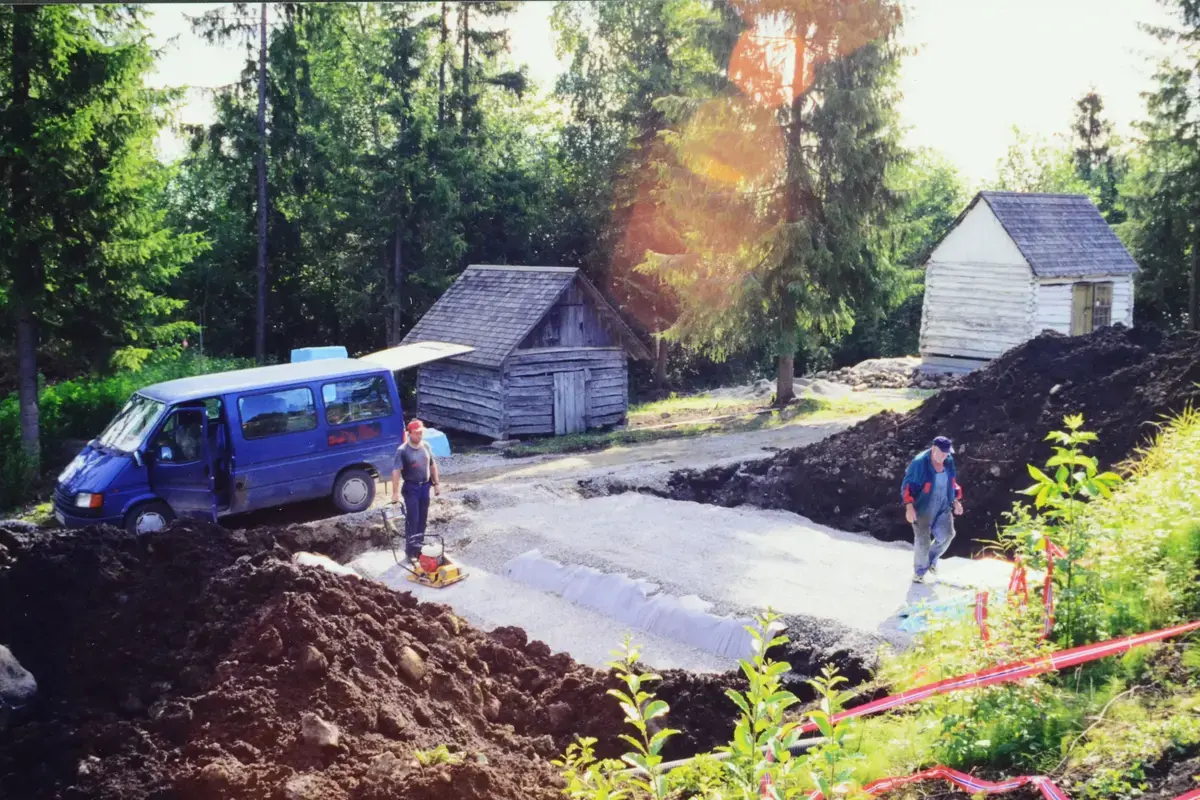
[553,371,586,435]
[1071,284,1093,335]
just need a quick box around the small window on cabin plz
[238,388,317,439]
[321,375,392,426]
[203,397,222,421]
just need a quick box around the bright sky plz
[148,1,1179,184]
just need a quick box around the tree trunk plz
[11,7,40,468]
[460,2,471,130]
[653,336,668,391]
[390,221,405,346]
[1192,219,1200,331]
[255,1,269,363]
[15,299,40,467]
[438,1,449,127]
[776,292,797,406]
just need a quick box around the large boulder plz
[0,644,36,725]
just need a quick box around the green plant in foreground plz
[607,638,680,800]
[803,666,864,798]
[1018,414,1122,645]
[552,638,678,800]
[721,610,805,796]
[413,744,463,766]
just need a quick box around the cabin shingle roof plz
[978,192,1139,279]
[401,265,649,367]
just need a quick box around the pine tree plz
[0,5,203,467]
[639,0,903,404]
[1071,91,1126,224]
[1131,0,1200,330]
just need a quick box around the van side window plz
[152,408,204,463]
[238,388,317,439]
[322,375,392,426]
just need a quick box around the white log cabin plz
[919,192,1139,373]
[400,265,651,440]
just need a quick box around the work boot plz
[912,572,926,584]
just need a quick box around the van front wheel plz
[333,469,375,514]
[125,501,175,535]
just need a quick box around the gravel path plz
[349,548,738,672]
[339,405,1013,673]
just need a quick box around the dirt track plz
[661,326,1200,556]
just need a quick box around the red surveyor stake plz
[796,619,1200,735]
[1173,791,1200,799]
[806,765,1069,800]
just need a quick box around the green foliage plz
[635,2,905,401]
[172,2,561,362]
[0,353,250,509]
[835,148,968,364]
[552,638,678,800]
[719,611,806,795]
[992,127,1093,195]
[802,667,864,798]
[1071,91,1128,225]
[1013,414,1122,645]
[606,639,679,799]
[412,744,464,766]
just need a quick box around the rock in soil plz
[0,523,766,799]
[663,325,1200,557]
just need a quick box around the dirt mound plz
[0,522,766,799]
[663,326,1200,556]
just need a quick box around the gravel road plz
[346,415,1014,672]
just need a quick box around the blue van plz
[53,344,472,534]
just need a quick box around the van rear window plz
[238,388,317,439]
[322,375,392,426]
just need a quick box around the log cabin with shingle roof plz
[919,191,1140,373]
[400,265,651,440]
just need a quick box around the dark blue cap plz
[933,436,953,454]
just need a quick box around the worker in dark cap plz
[391,419,441,562]
[900,435,964,583]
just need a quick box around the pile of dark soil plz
[662,326,1200,557]
[0,522,762,799]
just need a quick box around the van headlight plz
[74,493,103,509]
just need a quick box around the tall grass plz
[0,353,251,510]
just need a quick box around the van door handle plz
[203,465,210,477]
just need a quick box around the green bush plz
[0,352,251,510]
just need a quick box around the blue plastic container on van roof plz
[290,346,348,363]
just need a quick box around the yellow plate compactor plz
[381,503,467,588]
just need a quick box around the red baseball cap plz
[407,419,425,433]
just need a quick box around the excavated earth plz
[0,522,771,800]
[662,326,1200,557]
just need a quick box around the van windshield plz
[97,394,166,453]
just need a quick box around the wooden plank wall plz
[920,259,1035,360]
[415,361,504,438]
[504,347,628,436]
[521,281,618,350]
[1034,276,1134,335]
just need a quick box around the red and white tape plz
[806,765,1068,800]
[796,619,1200,736]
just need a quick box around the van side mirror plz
[133,450,144,468]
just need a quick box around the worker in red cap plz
[391,419,441,561]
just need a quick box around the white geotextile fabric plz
[502,550,756,660]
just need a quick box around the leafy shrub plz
[0,352,251,510]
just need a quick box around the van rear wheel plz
[125,501,175,535]
[333,469,375,514]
